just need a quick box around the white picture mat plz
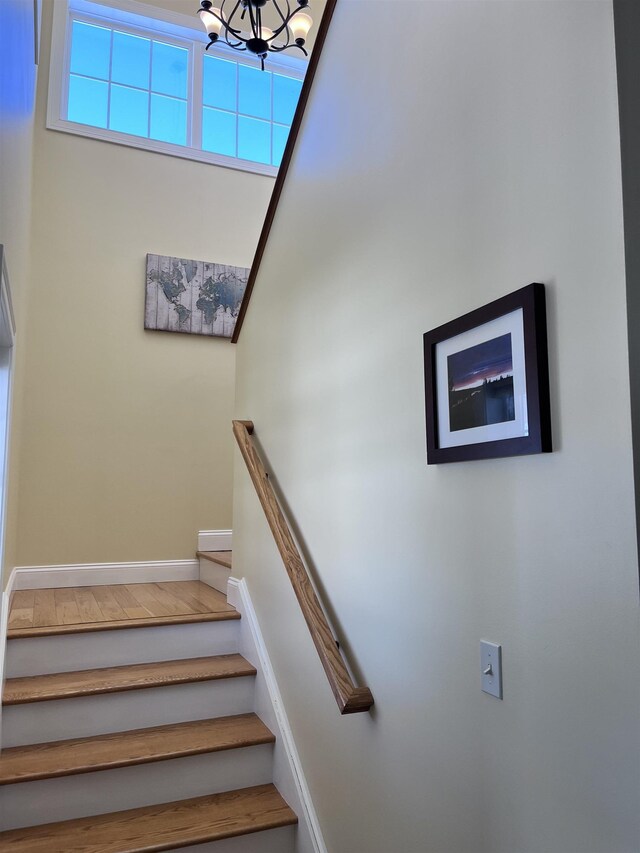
[435,308,528,449]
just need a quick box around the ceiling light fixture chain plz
[198,0,313,70]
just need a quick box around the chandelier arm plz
[266,6,307,42]
[246,0,259,39]
[221,2,247,49]
[270,0,292,45]
[222,27,245,47]
[223,32,246,47]
[272,20,292,49]
[270,0,288,27]
[269,41,307,56]
[221,0,245,36]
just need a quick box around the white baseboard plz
[0,567,17,748]
[12,559,199,590]
[198,530,232,551]
[228,576,326,853]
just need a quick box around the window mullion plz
[147,42,153,138]
[191,43,204,151]
[270,69,274,166]
[235,57,240,157]
[106,28,114,130]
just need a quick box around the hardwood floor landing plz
[8,581,238,638]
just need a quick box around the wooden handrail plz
[233,420,374,714]
[231,0,339,344]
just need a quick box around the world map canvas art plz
[145,254,249,339]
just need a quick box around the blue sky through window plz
[112,32,150,89]
[238,115,270,164]
[66,15,304,170]
[202,54,302,166]
[68,74,108,127]
[151,42,188,99]
[273,74,302,125]
[202,107,236,157]
[151,94,187,145]
[110,84,148,136]
[70,21,110,79]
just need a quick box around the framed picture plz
[423,283,551,463]
[145,254,249,339]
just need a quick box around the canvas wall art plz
[145,254,249,339]
[423,283,552,463]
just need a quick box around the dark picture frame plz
[423,283,552,464]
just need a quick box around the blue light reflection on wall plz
[0,0,37,118]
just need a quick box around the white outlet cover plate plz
[480,640,503,699]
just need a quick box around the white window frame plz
[47,0,307,177]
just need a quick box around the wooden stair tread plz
[8,582,238,639]
[197,550,233,569]
[7,609,240,639]
[3,654,256,706]
[0,783,297,852]
[0,713,274,785]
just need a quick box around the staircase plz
[0,578,299,851]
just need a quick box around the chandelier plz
[198,0,313,70]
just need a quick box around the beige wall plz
[233,2,640,852]
[11,0,274,571]
[0,0,37,580]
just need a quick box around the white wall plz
[233,2,640,852]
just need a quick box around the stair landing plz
[8,581,239,639]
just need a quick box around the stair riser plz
[199,558,232,594]
[6,621,240,677]
[0,745,274,830]
[174,826,296,852]
[2,677,256,747]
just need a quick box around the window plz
[202,57,301,166]
[48,0,306,176]
[68,22,189,144]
